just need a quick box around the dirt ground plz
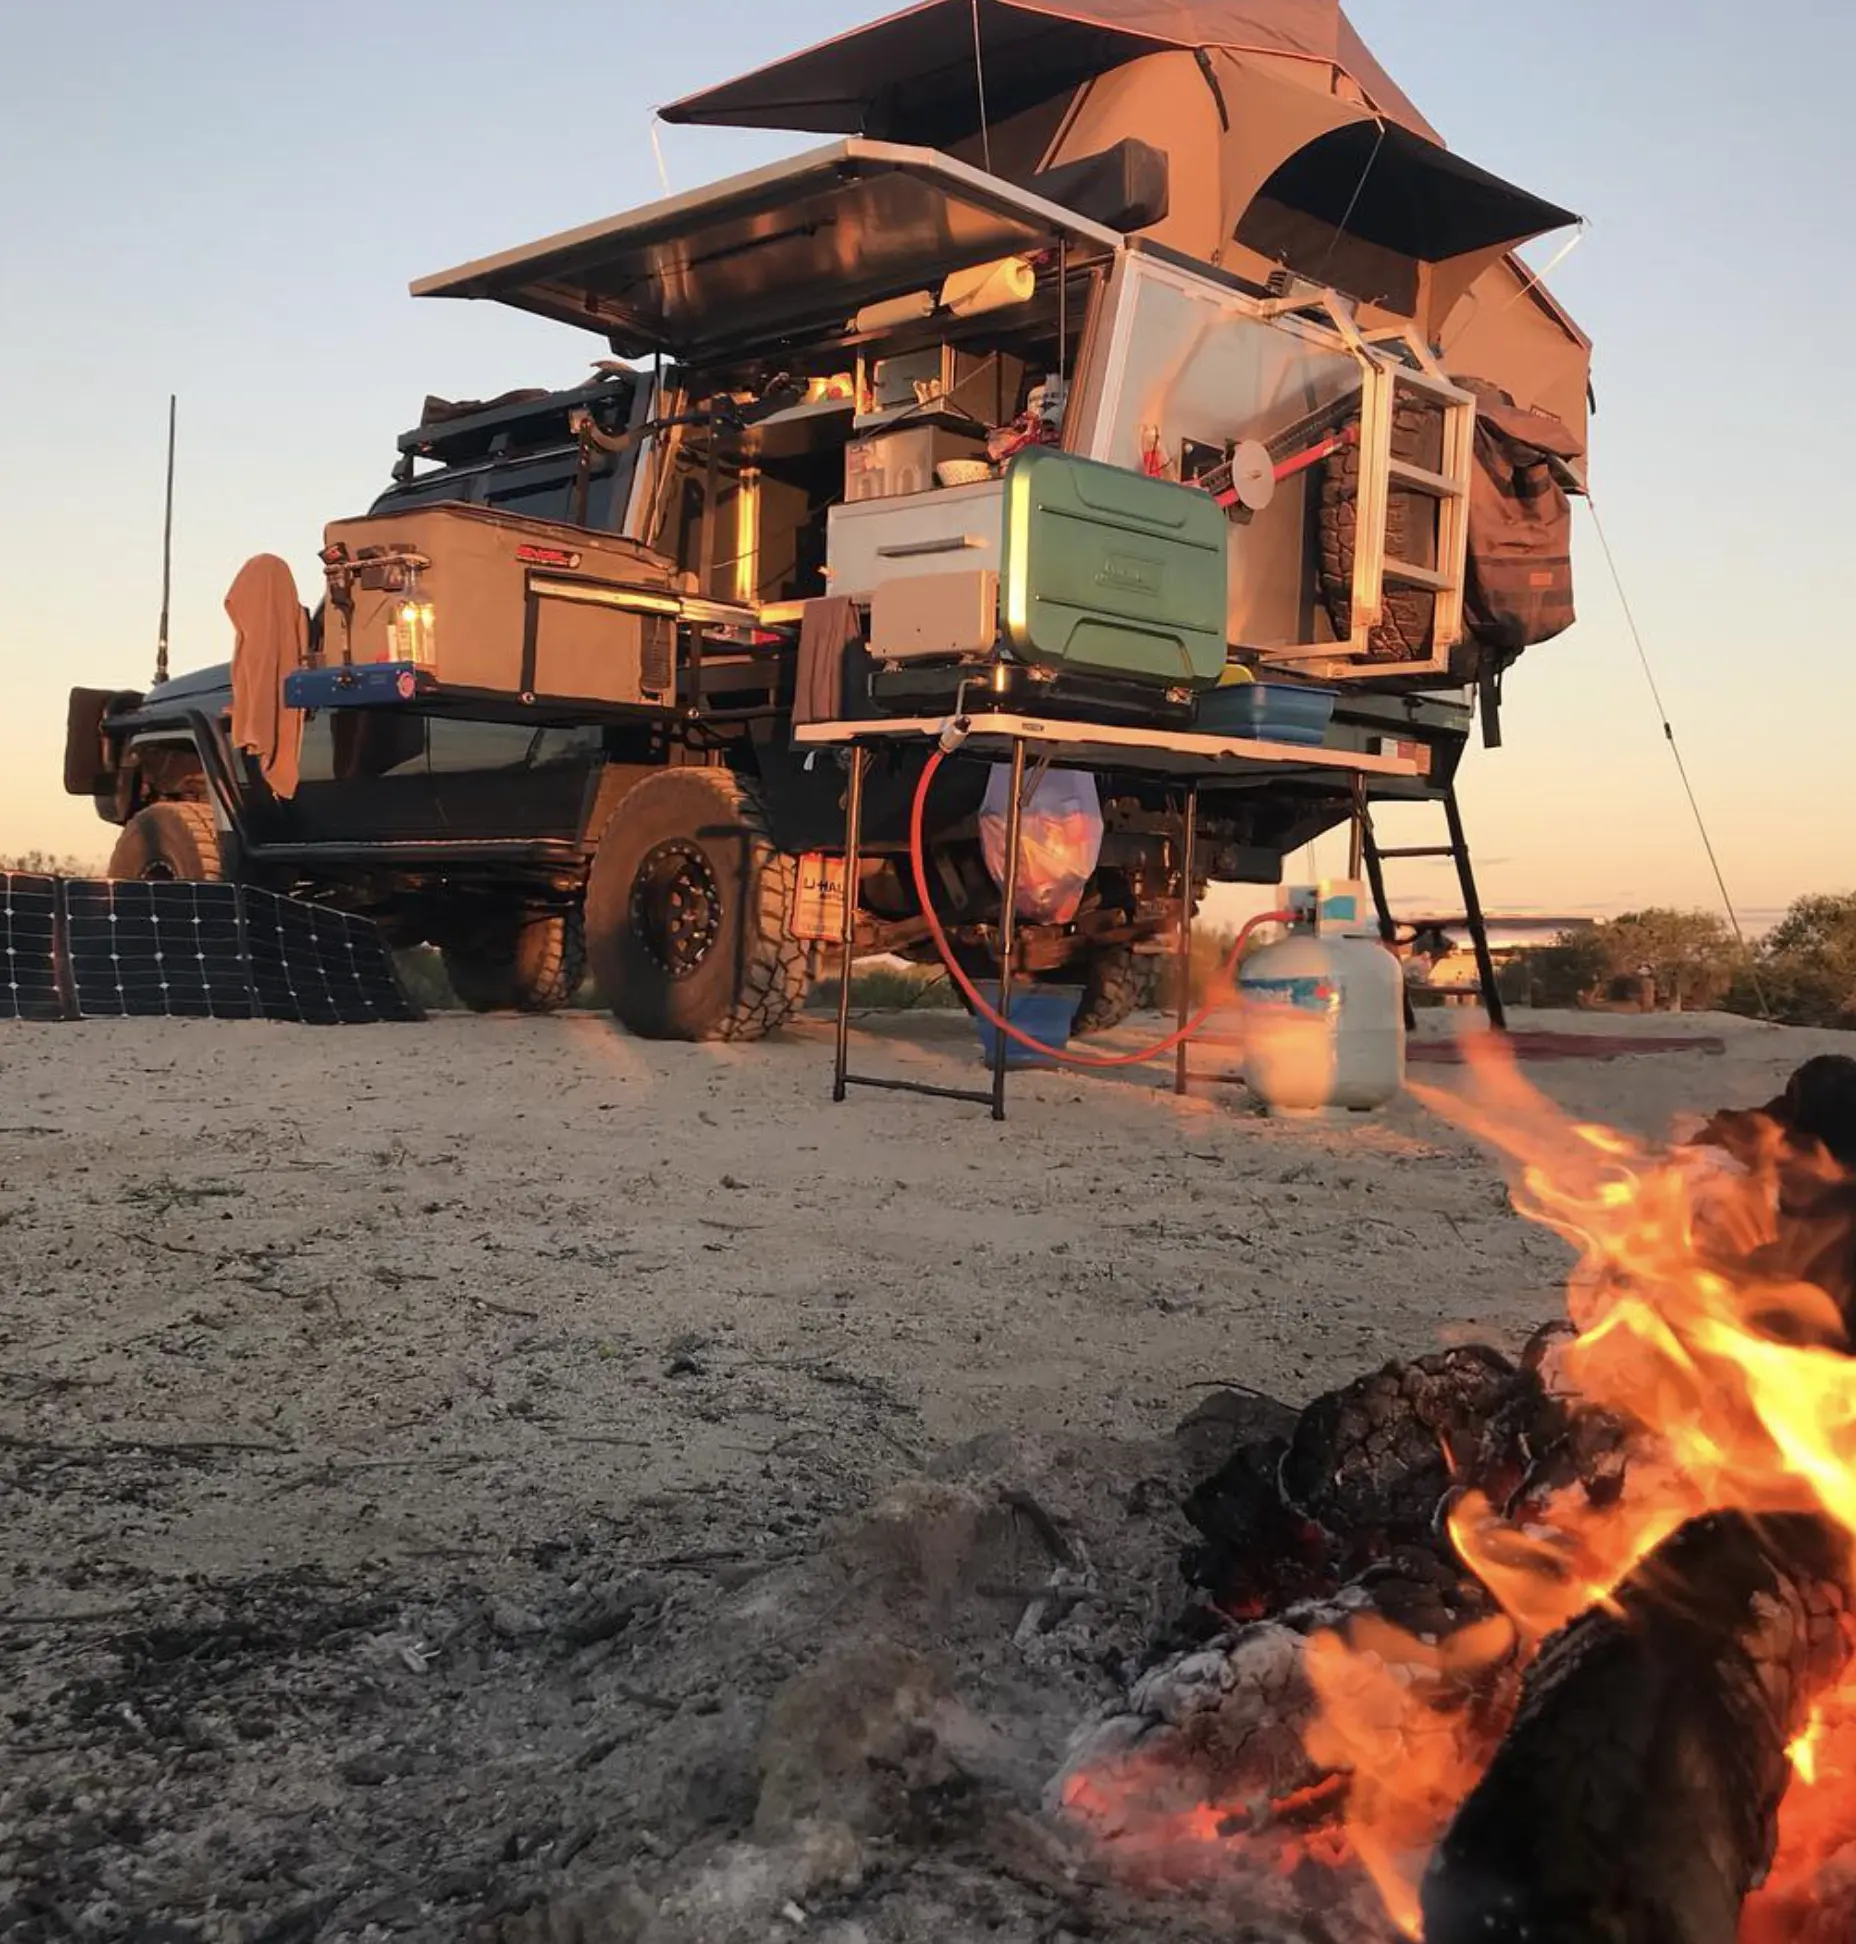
[0,1004,1837,1944]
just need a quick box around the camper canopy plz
[663,0,1590,443]
[412,142,1122,361]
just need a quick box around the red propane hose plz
[908,745,1291,1070]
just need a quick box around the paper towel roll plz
[939,256,1036,320]
[851,291,936,334]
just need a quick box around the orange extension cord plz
[907,745,1290,1071]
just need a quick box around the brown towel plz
[793,596,864,727]
[226,553,307,799]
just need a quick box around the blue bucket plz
[971,980,1084,1068]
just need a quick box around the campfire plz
[1056,1048,1856,1942]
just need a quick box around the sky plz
[2,0,1852,928]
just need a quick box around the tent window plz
[1235,194,1418,316]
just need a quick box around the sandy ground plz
[0,1003,1840,1943]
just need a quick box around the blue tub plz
[1196,681,1338,745]
[971,980,1084,1068]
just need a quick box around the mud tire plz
[584,769,809,1042]
[1318,396,1443,662]
[106,800,223,882]
[1064,946,1144,1036]
[442,911,586,1015]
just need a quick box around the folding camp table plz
[792,713,1419,1119]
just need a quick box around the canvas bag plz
[1459,378,1584,671]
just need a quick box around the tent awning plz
[660,0,1438,144]
[410,141,1122,360]
[1254,120,1577,264]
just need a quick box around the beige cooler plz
[321,502,680,707]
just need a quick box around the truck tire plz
[1065,946,1144,1035]
[1318,395,1443,662]
[107,800,223,882]
[442,910,586,1015]
[584,768,809,1042]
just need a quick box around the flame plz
[1303,1034,1856,1934]
[1301,1615,1515,1935]
[1789,1706,1826,1786]
[1057,1033,1855,1933]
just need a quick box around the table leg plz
[991,737,1028,1123]
[831,745,866,1104]
[1175,782,1197,1097]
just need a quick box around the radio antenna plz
[154,394,176,688]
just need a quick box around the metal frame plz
[809,712,1418,1120]
[1072,254,1478,688]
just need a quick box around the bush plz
[1724,891,1856,1030]
[1,851,104,876]
[1517,930,1609,1008]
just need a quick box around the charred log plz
[1421,1512,1853,1944]
[1182,1339,1628,1619]
[1692,1053,1856,1329]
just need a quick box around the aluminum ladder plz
[1343,349,1477,670]
[1261,326,1478,680]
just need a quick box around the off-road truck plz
[66,5,1585,1042]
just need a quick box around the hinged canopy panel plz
[413,141,1120,361]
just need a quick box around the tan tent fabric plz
[227,553,307,801]
[1439,254,1591,457]
[661,0,1436,140]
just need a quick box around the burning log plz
[1183,1336,1629,1625]
[1422,1511,1854,1944]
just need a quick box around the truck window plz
[424,719,540,774]
[297,710,427,784]
[529,725,604,767]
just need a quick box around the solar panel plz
[0,873,420,1027]
[0,874,65,1022]
[242,887,421,1025]
[64,879,257,1020]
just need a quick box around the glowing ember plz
[1059,1037,1856,1938]
[1303,1035,1856,1934]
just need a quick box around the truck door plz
[424,719,602,841]
[254,706,440,843]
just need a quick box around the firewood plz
[1421,1512,1852,1944]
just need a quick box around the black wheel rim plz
[629,840,722,979]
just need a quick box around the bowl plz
[935,459,994,488]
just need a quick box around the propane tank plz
[1238,880,1405,1115]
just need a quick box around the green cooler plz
[998,448,1229,689]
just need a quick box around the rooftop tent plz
[663,0,1590,447]
[659,0,1440,143]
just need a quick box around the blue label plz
[1242,974,1340,1014]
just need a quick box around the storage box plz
[998,448,1229,689]
[1194,681,1338,744]
[320,503,679,707]
[844,422,989,502]
[827,479,1004,598]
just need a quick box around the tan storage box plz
[321,503,680,707]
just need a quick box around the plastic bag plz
[978,764,1104,925]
